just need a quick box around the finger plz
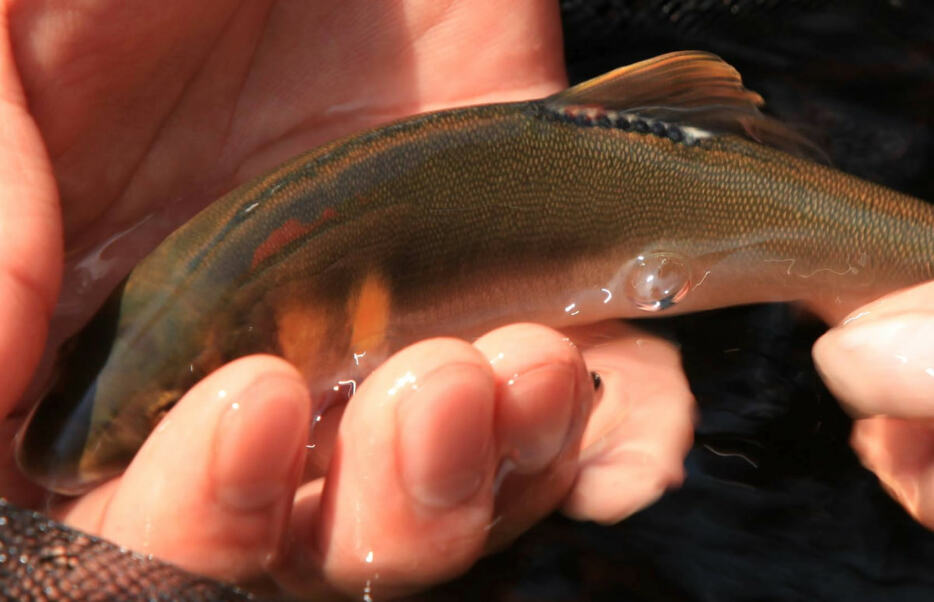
[813,311,934,419]
[61,355,310,583]
[562,321,694,524]
[472,323,592,549]
[282,338,497,598]
[812,285,934,528]
[834,280,934,327]
[850,416,934,528]
[0,20,62,418]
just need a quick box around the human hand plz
[814,281,934,527]
[0,0,695,597]
[41,320,692,598]
[0,0,569,506]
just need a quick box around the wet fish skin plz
[15,51,934,495]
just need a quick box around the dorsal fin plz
[547,51,827,163]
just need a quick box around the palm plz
[16,0,563,259]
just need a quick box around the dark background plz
[411,2,934,600]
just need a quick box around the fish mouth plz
[15,371,162,495]
[16,279,133,495]
[15,370,146,496]
[15,381,103,495]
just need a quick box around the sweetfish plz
[17,51,934,494]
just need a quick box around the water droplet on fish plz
[624,252,691,312]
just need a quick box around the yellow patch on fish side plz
[275,301,333,373]
[349,272,391,355]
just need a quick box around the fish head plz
[15,289,192,495]
[15,377,174,496]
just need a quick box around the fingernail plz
[213,375,309,511]
[398,364,494,509]
[500,365,576,473]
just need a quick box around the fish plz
[15,51,934,495]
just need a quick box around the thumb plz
[814,310,934,419]
[0,16,63,419]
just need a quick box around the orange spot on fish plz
[349,272,391,354]
[275,302,332,373]
[251,208,337,269]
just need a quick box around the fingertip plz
[122,354,309,499]
[475,323,591,474]
[475,322,581,365]
[397,362,495,509]
[300,338,497,596]
[100,355,311,581]
[562,447,685,524]
[496,363,579,473]
[566,328,693,524]
[564,394,690,525]
[814,312,934,418]
[469,324,594,549]
[211,369,310,512]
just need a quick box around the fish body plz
[16,52,934,494]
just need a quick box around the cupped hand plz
[40,320,692,599]
[814,280,934,527]
[0,0,696,598]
